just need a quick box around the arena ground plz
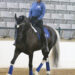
[0,68,75,75]
[0,38,75,75]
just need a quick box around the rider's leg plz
[30,18,49,53]
[37,20,49,53]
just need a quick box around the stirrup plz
[46,46,49,52]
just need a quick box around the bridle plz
[16,21,37,33]
[16,23,26,28]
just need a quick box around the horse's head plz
[15,14,30,42]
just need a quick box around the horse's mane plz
[20,15,30,23]
[16,15,30,26]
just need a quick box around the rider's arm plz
[38,3,46,20]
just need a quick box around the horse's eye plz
[17,25,20,28]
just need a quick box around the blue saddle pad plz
[37,27,50,39]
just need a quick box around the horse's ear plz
[15,13,17,21]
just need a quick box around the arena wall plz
[0,0,75,38]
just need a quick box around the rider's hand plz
[35,19,41,24]
[29,17,31,22]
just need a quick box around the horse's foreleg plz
[29,54,33,75]
[7,50,20,75]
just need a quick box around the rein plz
[17,22,37,33]
[30,23,37,33]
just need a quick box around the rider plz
[29,0,49,53]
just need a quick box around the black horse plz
[7,14,60,75]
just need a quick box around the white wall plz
[0,41,75,68]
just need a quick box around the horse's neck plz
[27,28,35,37]
[26,27,38,41]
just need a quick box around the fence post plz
[58,27,61,35]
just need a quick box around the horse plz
[7,14,60,75]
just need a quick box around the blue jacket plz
[29,2,46,20]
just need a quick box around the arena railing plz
[0,27,75,39]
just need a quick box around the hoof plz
[6,74,11,75]
[46,71,51,75]
[33,72,35,75]
[47,74,50,75]
[34,71,39,75]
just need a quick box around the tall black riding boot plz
[41,33,49,53]
[34,19,49,53]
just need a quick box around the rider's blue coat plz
[29,2,46,20]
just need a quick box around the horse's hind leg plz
[7,49,20,75]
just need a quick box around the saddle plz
[31,25,50,39]
[38,27,50,39]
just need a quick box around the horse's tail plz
[50,30,60,68]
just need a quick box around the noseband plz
[16,23,26,28]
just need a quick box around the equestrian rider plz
[29,0,49,53]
